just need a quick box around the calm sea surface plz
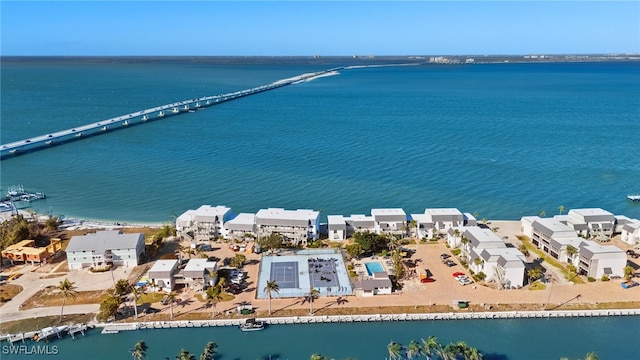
[1,58,640,358]
[1,59,639,223]
[2,317,639,360]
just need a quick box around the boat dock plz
[1,324,92,344]
[2,185,46,203]
[0,69,342,159]
[94,308,640,334]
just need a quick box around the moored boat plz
[628,194,640,202]
[239,318,266,332]
[33,325,69,342]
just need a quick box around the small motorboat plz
[239,318,266,332]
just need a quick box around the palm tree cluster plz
[129,340,218,360]
[205,276,226,318]
[387,336,482,360]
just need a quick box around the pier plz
[0,69,341,159]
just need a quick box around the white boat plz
[239,318,266,332]
[628,195,640,201]
[34,325,69,342]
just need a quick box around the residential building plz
[149,259,179,292]
[522,215,627,277]
[425,208,464,233]
[409,213,433,239]
[621,219,640,247]
[371,208,407,235]
[182,258,218,289]
[566,208,615,239]
[345,214,376,235]
[353,271,393,296]
[176,205,232,242]
[327,215,347,241]
[577,244,627,278]
[255,208,320,245]
[462,227,527,288]
[66,230,145,270]
[1,239,62,265]
[224,213,257,241]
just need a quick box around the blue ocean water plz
[1,59,639,223]
[2,317,638,360]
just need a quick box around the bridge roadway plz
[0,68,341,159]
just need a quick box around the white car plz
[458,277,473,286]
[230,277,244,284]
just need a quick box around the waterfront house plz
[409,213,434,239]
[255,208,320,245]
[577,244,627,278]
[182,258,218,289]
[66,230,145,270]
[327,215,348,241]
[148,259,179,292]
[425,208,465,233]
[566,208,616,239]
[345,214,376,235]
[224,213,257,241]
[462,227,527,288]
[176,205,232,243]
[523,217,577,252]
[620,219,640,247]
[371,208,407,235]
[1,239,62,265]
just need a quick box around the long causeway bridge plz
[0,68,341,159]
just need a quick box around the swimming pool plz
[365,261,384,276]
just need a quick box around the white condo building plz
[256,208,320,245]
[176,205,232,242]
[66,230,145,270]
[521,215,627,278]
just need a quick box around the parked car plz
[452,272,466,278]
[444,260,456,267]
[440,253,451,260]
[458,277,473,286]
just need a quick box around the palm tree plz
[264,280,280,315]
[623,266,634,281]
[387,341,402,360]
[584,352,599,360]
[527,267,543,284]
[518,244,530,257]
[421,336,440,359]
[57,278,78,322]
[206,269,218,287]
[130,340,148,360]
[566,245,578,261]
[406,340,421,360]
[442,343,460,360]
[205,286,223,318]
[558,205,566,215]
[176,349,195,360]
[167,291,178,320]
[306,288,320,315]
[199,341,218,360]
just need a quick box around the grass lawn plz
[138,292,164,304]
[528,281,547,290]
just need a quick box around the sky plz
[1,1,639,56]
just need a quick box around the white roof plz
[410,214,430,223]
[425,208,463,216]
[183,258,217,272]
[149,259,179,272]
[256,208,319,221]
[371,208,406,216]
[66,230,143,253]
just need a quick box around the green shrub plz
[452,249,461,256]
[601,275,610,282]
[587,276,596,282]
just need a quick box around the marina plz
[1,185,46,204]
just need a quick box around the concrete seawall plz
[96,308,640,333]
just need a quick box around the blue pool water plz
[365,261,384,276]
